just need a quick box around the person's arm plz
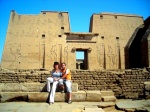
[61,69,69,79]
[50,70,54,77]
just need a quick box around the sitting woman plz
[47,61,62,105]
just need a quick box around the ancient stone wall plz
[90,13,144,69]
[1,11,146,70]
[0,68,150,98]
[1,10,70,70]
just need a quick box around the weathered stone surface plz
[27,91,86,102]
[101,90,114,96]
[101,96,116,102]
[124,92,139,99]
[0,92,28,102]
[1,10,144,70]
[116,100,150,111]
[0,83,78,92]
[83,107,104,112]
[144,81,150,91]
[28,92,49,102]
[85,91,101,101]
[0,83,45,92]
[1,68,150,99]
[0,102,124,112]
[97,102,115,108]
[54,93,66,102]
[72,83,78,92]
[72,91,86,101]
[1,83,22,92]
[0,83,4,92]
[22,83,45,92]
[124,108,135,112]
[103,106,124,112]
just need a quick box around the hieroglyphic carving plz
[107,45,117,69]
[64,46,68,65]
[97,44,105,69]
[49,45,57,63]
[97,45,102,68]
[7,43,21,69]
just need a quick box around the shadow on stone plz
[41,83,47,92]
[6,95,28,102]
[46,92,50,103]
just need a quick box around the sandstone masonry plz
[0,67,150,99]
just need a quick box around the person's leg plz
[47,77,53,92]
[65,80,72,104]
[49,81,58,103]
[58,79,64,92]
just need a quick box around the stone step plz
[85,91,101,101]
[0,90,116,102]
[101,90,114,96]
[101,96,116,102]
[28,91,86,102]
[0,83,78,92]
[0,91,87,102]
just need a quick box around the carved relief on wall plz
[49,45,57,63]
[2,43,21,69]
[97,44,104,69]
[107,45,117,69]
[64,46,68,65]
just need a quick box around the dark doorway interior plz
[76,50,88,70]
[128,28,143,68]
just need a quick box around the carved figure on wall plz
[49,45,57,63]
[107,45,116,69]
[8,43,21,69]
[97,44,106,69]
[64,46,68,66]
[97,45,103,68]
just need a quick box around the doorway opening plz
[76,50,88,70]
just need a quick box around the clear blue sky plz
[0,0,150,62]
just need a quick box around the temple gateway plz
[1,10,150,70]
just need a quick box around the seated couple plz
[47,62,72,105]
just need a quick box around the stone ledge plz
[0,92,28,102]
[101,96,116,102]
[83,107,104,112]
[0,83,78,92]
[101,90,114,96]
[0,91,117,102]
[0,91,86,102]
[85,91,101,102]
[28,91,86,102]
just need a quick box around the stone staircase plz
[0,83,116,102]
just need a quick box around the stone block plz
[72,83,78,92]
[72,91,86,101]
[85,91,101,102]
[27,91,86,102]
[0,83,22,92]
[83,108,104,112]
[0,92,28,102]
[144,81,150,91]
[22,83,45,92]
[0,83,78,92]
[101,96,116,102]
[28,92,49,102]
[124,92,139,99]
[0,83,4,91]
[54,93,66,102]
[101,90,114,96]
